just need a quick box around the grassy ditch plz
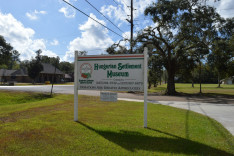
[0,91,51,106]
[0,91,233,155]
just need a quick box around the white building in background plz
[220,76,234,85]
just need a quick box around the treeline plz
[0,35,20,70]
[20,55,74,74]
[0,35,74,75]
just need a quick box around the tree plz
[229,34,234,50]
[208,40,232,87]
[27,50,43,84]
[207,18,234,87]
[137,0,220,95]
[148,54,163,89]
[50,56,60,96]
[41,55,61,67]
[106,40,129,54]
[0,35,20,69]
[19,60,30,69]
[226,22,234,77]
[77,50,87,56]
[59,61,74,73]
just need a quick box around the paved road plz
[1,85,234,135]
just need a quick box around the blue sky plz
[0,0,233,62]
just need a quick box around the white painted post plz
[74,51,78,121]
[144,47,148,128]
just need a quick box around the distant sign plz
[77,54,144,92]
[100,92,117,102]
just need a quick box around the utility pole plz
[130,0,133,53]
[126,0,134,53]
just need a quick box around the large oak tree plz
[137,0,221,95]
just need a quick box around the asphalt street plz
[0,85,234,135]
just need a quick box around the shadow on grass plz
[17,93,52,104]
[77,121,233,155]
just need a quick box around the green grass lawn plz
[149,83,234,96]
[0,91,234,155]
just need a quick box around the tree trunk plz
[199,61,202,94]
[148,82,151,89]
[166,68,176,95]
[159,70,162,85]
[165,54,177,95]
[154,82,157,87]
[217,72,221,88]
[50,63,57,96]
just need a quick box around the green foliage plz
[227,35,234,76]
[41,55,60,68]
[0,64,7,69]
[0,92,233,155]
[27,61,43,83]
[136,0,227,95]
[0,35,13,67]
[207,18,234,85]
[106,43,129,54]
[148,55,163,88]
[229,34,234,49]
[59,61,74,73]
[227,60,234,76]
[27,49,43,83]
[0,35,20,69]
[208,40,232,79]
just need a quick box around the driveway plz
[0,85,234,135]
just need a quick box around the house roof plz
[220,76,234,82]
[40,63,64,75]
[0,69,16,76]
[11,68,28,76]
[1,63,64,77]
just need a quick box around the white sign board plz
[100,92,117,102]
[77,54,144,91]
[74,48,148,128]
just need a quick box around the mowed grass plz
[0,91,234,156]
[0,91,51,106]
[149,83,234,96]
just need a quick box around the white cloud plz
[214,0,234,18]
[26,12,38,20]
[100,0,154,22]
[51,39,59,46]
[35,10,47,15]
[100,5,128,23]
[200,0,234,18]
[26,10,47,20]
[59,7,75,18]
[63,13,114,61]
[0,12,57,60]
